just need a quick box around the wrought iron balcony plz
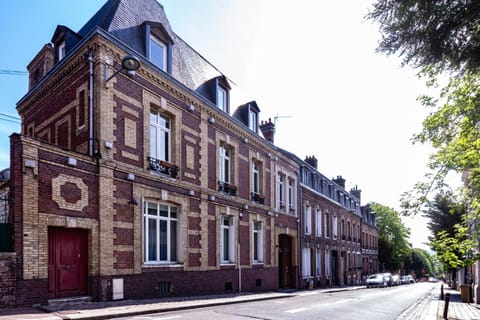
[148,157,179,179]
[218,181,237,196]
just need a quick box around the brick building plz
[2,0,300,306]
[0,0,376,307]
[294,155,378,289]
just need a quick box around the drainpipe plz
[238,241,241,293]
[88,50,94,157]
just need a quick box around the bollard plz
[441,283,444,300]
[443,292,450,319]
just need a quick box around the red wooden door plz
[278,234,292,289]
[48,228,88,298]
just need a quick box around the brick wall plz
[0,253,16,308]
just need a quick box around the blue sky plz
[0,0,441,249]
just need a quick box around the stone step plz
[47,295,92,306]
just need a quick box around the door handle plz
[64,265,72,270]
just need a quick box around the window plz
[277,174,285,210]
[324,213,330,238]
[315,209,322,237]
[304,205,312,235]
[150,34,167,70]
[302,247,312,278]
[219,144,232,184]
[287,178,294,211]
[252,160,260,194]
[249,107,258,132]
[221,216,235,263]
[58,41,66,61]
[325,250,331,277]
[252,221,263,263]
[144,202,178,264]
[333,216,338,240]
[150,110,171,162]
[217,86,227,111]
[316,248,322,277]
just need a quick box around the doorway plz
[278,234,293,289]
[48,227,88,298]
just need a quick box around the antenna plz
[273,114,292,126]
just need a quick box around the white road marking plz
[298,291,319,296]
[286,307,308,314]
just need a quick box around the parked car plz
[366,274,388,288]
[383,272,393,286]
[391,274,401,286]
[400,275,415,284]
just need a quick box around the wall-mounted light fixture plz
[126,173,135,181]
[105,55,141,84]
[188,190,195,196]
[129,198,138,206]
[208,195,216,202]
[67,157,77,167]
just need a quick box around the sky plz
[0,0,445,250]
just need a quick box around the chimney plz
[304,156,318,169]
[27,43,54,90]
[332,175,345,189]
[350,185,361,201]
[260,118,275,143]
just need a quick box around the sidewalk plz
[419,283,480,320]
[0,286,363,320]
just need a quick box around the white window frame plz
[333,216,338,240]
[217,86,227,112]
[252,160,260,194]
[304,205,312,235]
[143,201,179,264]
[150,110,171,162]
[302,247,312,278]
[150,34,167,71]
[316,248,322,277]
[252,221,263,263]
[220,215,235,264]
[315,209,322,237]
[219,144,231,183]
[287,178,294,211]
[325,249,331,277]
[58,41,66,61]
[324,213,330,238]
[277,173,285,210]
[249,107,258,132]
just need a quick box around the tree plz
[372,203,411,272]
[368,0,480,270]
[422,192,466,271]
[368,0,480,74]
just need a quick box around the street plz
[115,282,437,320]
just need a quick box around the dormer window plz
[249,106,258,132]
[58,41,66,61]
[144,22,173,73]
[217,85,227,112]
[150,34,167,71]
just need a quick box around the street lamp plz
[105,55,141,83]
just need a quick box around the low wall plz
[0,253,16,308]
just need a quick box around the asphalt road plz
[116,282,437,320]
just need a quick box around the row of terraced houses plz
[0,0,378,307]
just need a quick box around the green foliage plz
[403,248,437,278]
[369,0,480,270]
[372,203,411,271]
[431,224,479,270]
[423,192,464,242]
[367,0,480,73]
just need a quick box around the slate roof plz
[78,0,224,91]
